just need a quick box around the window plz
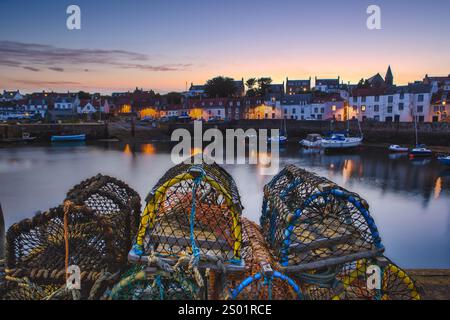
[374,96,380,102]
[418,116,424,122]
[374,115,380,121]
[317,114,322,120]
[398,103,404,111]
[418,94,424,102]
[218,110,221,115]
[387,106,393,113]
[320,108,324,113]
[374,105,379,112]
[332,105,336,111]
[400,93,404,99]
[361,105,366,112]
[385,116,393,122]
[388,96,394,103]
[361,96,366,102]
[314,108,318,113]
[292,109,296,114]
[353,97,358,103]
[417,105,423,113]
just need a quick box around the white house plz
[78,102,98,114]
[2,90,23,101]
[350,83,433,122]
[26,99,48,118]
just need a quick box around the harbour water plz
[0,142,449,268]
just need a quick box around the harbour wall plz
[167,120,450,146]
[1,120,450,146]
[0,123,109,141]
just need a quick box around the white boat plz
[268,135,287,144]
[321,134,363,150]
[409,145,432,157]
[389,145,409,152]
[299,134,323,148]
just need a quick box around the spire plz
[385,65,393,86]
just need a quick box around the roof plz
[286,79,310,86]
[315,78,339,86]
[351,83,432,97]
[281,94,313,105]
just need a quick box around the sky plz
[0,0,449,94]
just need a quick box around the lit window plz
[361,105,366,112]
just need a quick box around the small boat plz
[1,132,36,143]
[300,134,323,148]
[268,135,287,144]
[438,155,450,166]
[321,134,363,150]
[389,145,409,153]
[51,134,86,142]
[409,145,432,157]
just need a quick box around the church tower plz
[385,65,393,86]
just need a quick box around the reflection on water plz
[0,142,449,268]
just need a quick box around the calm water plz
[1,142,449,268]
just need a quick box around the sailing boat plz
[409,112,432,157]
[268,117,288,144]
[321,112,363,150]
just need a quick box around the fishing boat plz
[438,155,450,166]
[389,145,409,152]
[409,144,432,157]
[51,134,86,142]
[321,134,363,150]
[268,117,288,144]
[299,134,323,148]
[409,113,431,157]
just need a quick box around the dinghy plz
[389,145,409,153]
[51,134,86,142]
[299,134,323,148]
[438,155,450,166]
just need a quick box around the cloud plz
[49,67,64,72]
[0,40,191,72]
[11,79,81,86]
[22,66,40,72]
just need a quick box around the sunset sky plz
[1,0,449,94]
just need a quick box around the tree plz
[164,92,182,105]
[77,91,90,100]
[204,76,236,98]
[257,77,272,96]
[245,78,257,97]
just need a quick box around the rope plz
[63,201,71,282]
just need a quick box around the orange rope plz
[63,201,72,282]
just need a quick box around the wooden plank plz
[281,249,384,273]
[149,233,231,251]
[290,234,354,253]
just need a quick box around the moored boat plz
[389,145,409,152]
[321,134,362,150]
[51,134,86,142]
[409,145,432,157]
[438,155,450,166]
[299,134,323,148]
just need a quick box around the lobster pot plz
[109,265,205,300]
[130,159,243,269]
[331,257,421,300]
[261,165,384,270]
[67,174,142,233]
[66,188,135,264]
[5,205,117,299]
[227,218,302,300]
